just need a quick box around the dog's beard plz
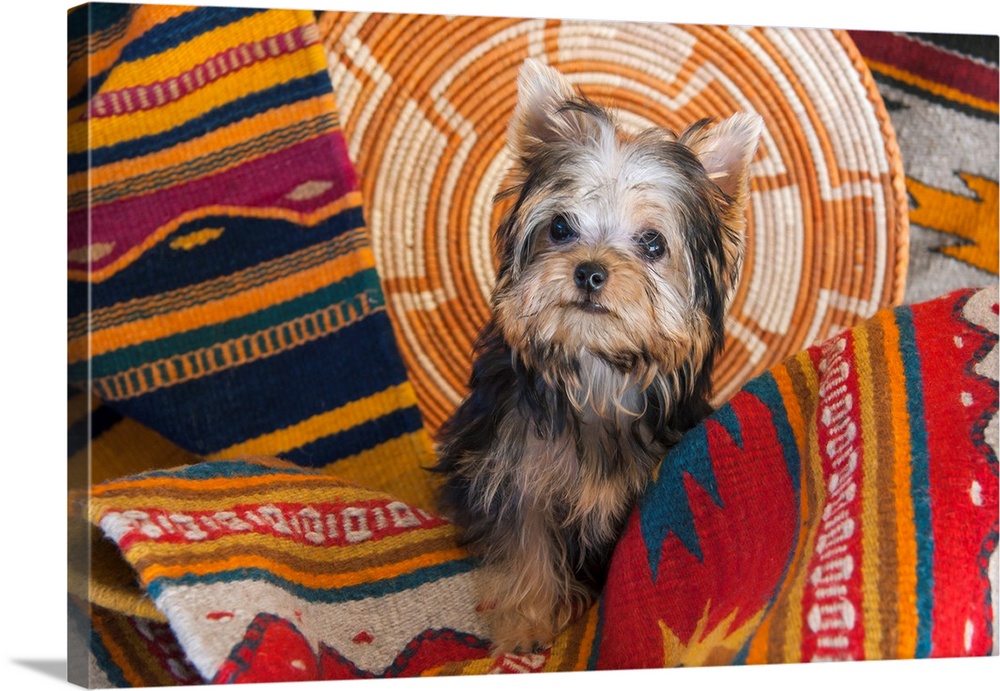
[492,246,707,403]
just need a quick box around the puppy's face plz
[492,60,763,388]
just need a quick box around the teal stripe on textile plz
[117,6,266,63]
[638,409,724,573]
[144,558,477,604]
[744,373,802,503]
[73,267,383,381]
[729,374,804,668]
[586,595,605,670]
[67,2,133,44]
[896,305,934,657]
[126,459,318,481]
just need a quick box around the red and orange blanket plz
[78,284,998,681]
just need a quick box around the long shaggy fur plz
[433,59,763,653]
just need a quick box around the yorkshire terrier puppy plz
[434,59,763,653]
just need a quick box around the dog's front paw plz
[487,606,558,655]
[481,594,587,654]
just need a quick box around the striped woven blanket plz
[67,3,434,497]
[81,285,999,681]
[67,5,437,684]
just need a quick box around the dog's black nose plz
[574,261,608,293]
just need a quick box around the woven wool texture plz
[67,4,434,486]
[68,7,998,686]
[847,31,998,305]
[603,286,998,666]
[83,285,998,682]
[66,5,436,686]
[317,13,910,431]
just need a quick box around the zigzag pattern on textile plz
[85,24,321,120]
[85,458,489,679]
[846,31,997,302]
[600,286,999,668]
[67,3,434,483]
[88,460,469,596]
[83,288,998,682]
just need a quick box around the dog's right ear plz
[683,113,764,303]
[507,59,601,158]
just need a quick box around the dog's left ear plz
[684,113,764,298]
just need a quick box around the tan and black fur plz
[433,59,763,653]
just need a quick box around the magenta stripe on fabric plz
[68,133,358,271]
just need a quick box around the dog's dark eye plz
[549,215,578,244]
[636,230,667,261]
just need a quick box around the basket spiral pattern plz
[319,13,908,431]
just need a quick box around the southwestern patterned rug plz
[67,5,998,688]
[847,31,998,305]
[76,285,998,680]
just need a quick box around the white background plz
[3,0,996,688]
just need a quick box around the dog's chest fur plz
[520,391,657,546]
[505,352,664,559]
[434,322,667,582]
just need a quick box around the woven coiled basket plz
[319,13,908,431]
